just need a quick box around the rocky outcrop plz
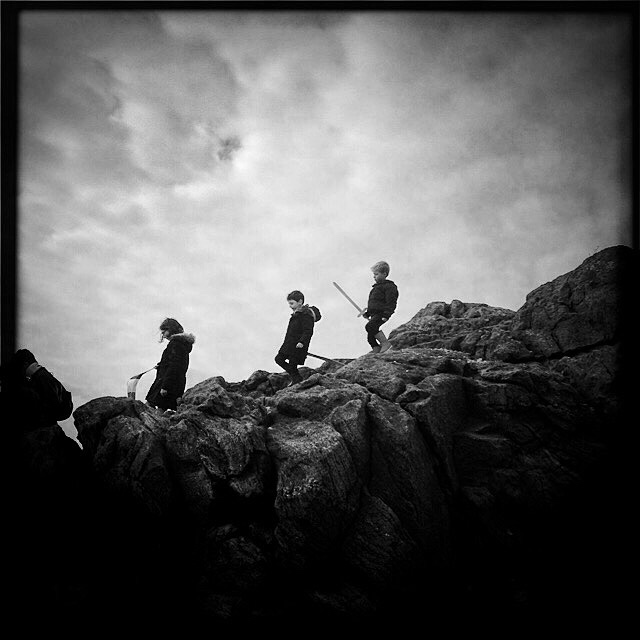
[390,245,635,420]
[8,246,636,630]
[391,246,632,360]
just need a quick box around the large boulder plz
[40,245,634,627]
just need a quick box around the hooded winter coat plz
[278,305,318,365]
[146,332,195,409]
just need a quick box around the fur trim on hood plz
[169,332,196,345]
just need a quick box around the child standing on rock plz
[146,318,195,414]
[362,261,398,354]
[275,290,321,386]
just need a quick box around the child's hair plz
[159,318,184,336]
[371,261,390,276]
[287,290,305,303]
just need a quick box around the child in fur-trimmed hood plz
[146,318,195,412]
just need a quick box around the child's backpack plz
[310,305,322,322]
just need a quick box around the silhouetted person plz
[361,260,398,354]
[1,350,89,625]
[275,290,320,386]
[146,318,196,414]
[1,348,73,435]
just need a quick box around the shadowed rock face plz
[9,246,636,631]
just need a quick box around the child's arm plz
[296,314,314,348]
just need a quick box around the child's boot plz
[376,331,392,353]
[288,370,303,386]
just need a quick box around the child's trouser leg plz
[275,353,302,384]
[365,315,386,348]
[275,353,298,375]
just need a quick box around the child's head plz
[287,290,305,310]
[159,318,184,340]
[371,261,390,282]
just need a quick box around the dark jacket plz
[278,305,318,364]
[366,279,399,318]
[1,364,73,433]
[146,332,195,406]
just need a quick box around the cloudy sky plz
[12,7,633,440]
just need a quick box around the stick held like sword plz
[307,352,343,366]
[332,282,365,317]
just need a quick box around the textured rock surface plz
[7,246,636,631]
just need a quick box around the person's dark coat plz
[1,352,73,434]
[146,332,195,409]
[366,279,399,318]
[278,305,317,365]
